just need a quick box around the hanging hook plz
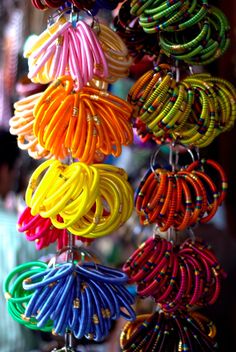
[175,60,180,83]
[167,226,176,244]
[70,4,78,28]
[189,65,194,75]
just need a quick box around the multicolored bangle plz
[120,310,218,351]
[123,236,226,311]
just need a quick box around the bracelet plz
[9,92,52,159]
[32,77,133,162]
[31,0,120,11]
[113,0,159,60]
[139,0,209,33]
[96,23,133,83]
[25,160,133,238]
[123,236,225,311]
[128,65,236,147]
[26,19,109,88]
[120,310,218,351]
[159,6,230,65]
[18,206,70,250]
[134,156,227,230]
[3,261,53,331]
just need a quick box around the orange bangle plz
[33,77,133,162]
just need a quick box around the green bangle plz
[131,0,156,16]
[3,261,52,332]
[160,21,209,53]
[139,0,209,33]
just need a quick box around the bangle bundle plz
[123,236,225,311]
[159,6,230,65]
[10,76,133,162]
[128,65,236,147]
[113,0,159,61]
[97,23,133,83]
[25,18,109,87]
[4,261,135,339]
[120,310,218,351]
[135,158,227,230]
[25,160,133,238]
[128,0,230,65]
[18,206,69,250]
[33,77,133,162]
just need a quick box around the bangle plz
[3,261,52,332]
[18,206,70,250]
[25,160,133,239]
[120,310,218,351]
[139,0,209,33]
[96,23,133,83]
[159,6,230,65]
[9,92,52,159]
[134,156,227,231]
[128,66,236,147]
[32,78,133,162]
[31,0,96,10]
[123,236,225,311]
[26,18,109,87]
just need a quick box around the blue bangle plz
[23,263,74,290]
[77,262,128,283]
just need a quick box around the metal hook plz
[189,65,194,75]
[175,60,180,83]
[150,142,195,174]
[167,226,176,244]
[48,7,71,26]
[47,243,100,268]
[70,4,78,28]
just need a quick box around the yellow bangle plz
[25,160,133,239]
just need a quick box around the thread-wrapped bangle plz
[123,236,226,311]
[120,310,218,351]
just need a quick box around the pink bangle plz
[18,206,68,250]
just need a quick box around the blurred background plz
[0,0,236,351]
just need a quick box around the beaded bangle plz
[159,6,230,65]
[139,0,209,33]
[128,66,236,147]
[120,310,218,351]
[123,236,225,312]
[134,156,227,230]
